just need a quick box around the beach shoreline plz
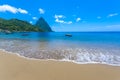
[0,50,120,80]
[1,49,120,66]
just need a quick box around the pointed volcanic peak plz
[35,17,53,32]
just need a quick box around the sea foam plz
[0,33,120,66]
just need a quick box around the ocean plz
[0,32,120,66]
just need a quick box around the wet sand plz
[0,50,120,80]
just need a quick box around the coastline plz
[0,50,120,80]
[0,49,120,67]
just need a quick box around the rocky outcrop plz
[35,17,53,32]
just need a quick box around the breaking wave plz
[0,39,120,66]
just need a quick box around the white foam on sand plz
[0,48,120,67]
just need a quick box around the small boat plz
[65,34,72,37]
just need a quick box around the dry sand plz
[0,50,120,80]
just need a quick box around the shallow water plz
[0,32,120,66]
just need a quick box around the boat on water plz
[65,34,72,37]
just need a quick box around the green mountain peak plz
[0,17,53,32]
[35,17,53,32]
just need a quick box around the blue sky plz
[0,0,120,32]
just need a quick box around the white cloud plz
[55,18,65,23]
[39,8,45,14]
[55,18,72,24]
[17,8,28,14]
[76,17,81,22]
[54,14,72,24]
[29,21,33,24]
[97,16,101,19]
[0,4,28,14]
[67,21,72,24]
[32,17,38,20]
[54,15,65,19]
[107,13,118,17]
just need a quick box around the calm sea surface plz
[0,32,120,66]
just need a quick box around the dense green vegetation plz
[0,17,52,32]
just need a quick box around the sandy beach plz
[0,50,120,80]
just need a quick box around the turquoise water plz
[0,32,120,66]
